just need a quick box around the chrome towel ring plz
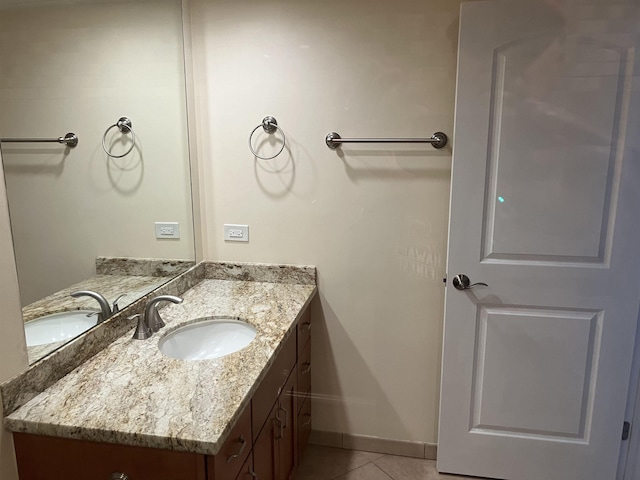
[248,116,286,160]
[102,117,136,158]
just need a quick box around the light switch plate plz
[224,224,249,242]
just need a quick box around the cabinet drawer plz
[209,405,252,480]
[297,308,311,357]
[297,337,311,411]
[298,395,312,461]
[13,433,206,480]
[252,330,297,441]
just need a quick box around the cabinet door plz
[296,309,311,358]
[278,368,298,480]
[297,338,311,413]
[297,395,312,462]
[254,402,278,480]
[233,452,256,480]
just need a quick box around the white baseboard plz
[308,430,437,460]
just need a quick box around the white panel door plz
[438,2,640,479]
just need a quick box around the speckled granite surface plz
[1,263,206,417]
[96,257,194,277]
[22,259,194,365]
[205,262,316,285]
[3,262,317,456]
[23,276,171,324]
[24,275,170,365]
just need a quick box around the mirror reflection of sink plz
[24,310,99,347]
[159,318,257,361]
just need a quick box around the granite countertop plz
[5,275,316,456]
[23,275,169,323]
[22,257,195,365]
[24,275,170,364]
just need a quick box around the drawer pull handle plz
[111,474,129,480]
[275,412,284,439]
[302,413,311,427]
[279,404,288,428]
[301,362,311,374]
[302,321,311,331]
[248,467,258,479]
[226,435,247,463]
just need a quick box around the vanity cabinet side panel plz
[13,433,206,480]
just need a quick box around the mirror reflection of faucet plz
[70,290,124,323]
[112,294,126,314]
[132,295,183,340]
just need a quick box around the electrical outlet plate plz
[155,222,180,239]
[224,224,249,242]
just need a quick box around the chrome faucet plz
[131,295,183,341]
[71,290,114,323]
[144,295,183,333]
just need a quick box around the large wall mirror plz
[0,0,195,365]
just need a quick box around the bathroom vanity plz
[2,262,316,480]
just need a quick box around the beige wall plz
[189,0,460,443]
[0,0,194,305]
[0,151,29,480]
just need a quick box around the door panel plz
[471,307,599,439]
[484,35,627,263]
[438,1,640,479]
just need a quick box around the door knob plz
[452,274,488,291]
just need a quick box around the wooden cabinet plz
[13,433,206,480]
[207,406,252,480]
[253,367,298,480]
[297,339,311,412]
[234,452,255,480]
[13,305,312,480]
[278,368,297,480]
[297,309,311,358]
[254,394,279,480]
[252,332,297,443]
[297,396,312,461]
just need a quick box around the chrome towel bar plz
[325,131,447,150]
[0,133,78,148]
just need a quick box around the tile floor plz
[296,445,477,480]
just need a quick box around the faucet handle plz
[112,294,127,314]
[131,314,151,340]
[145,295,183,333]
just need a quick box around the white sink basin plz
[159,318,257,361]
[24,310,98,347]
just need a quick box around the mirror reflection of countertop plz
[23,257,195,364]
[5,262,316,456]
